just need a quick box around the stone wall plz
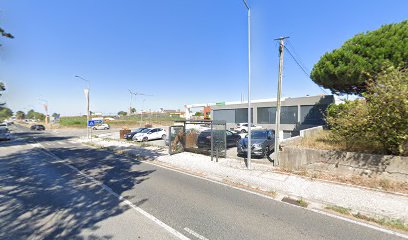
[280,146,408,182]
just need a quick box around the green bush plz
[326,68,408,156]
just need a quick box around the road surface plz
[0,125,405,240]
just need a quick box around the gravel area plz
[79,137,408,223]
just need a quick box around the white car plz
[235,123,262,133]
[92,123,110,130]
[133,128,167,142]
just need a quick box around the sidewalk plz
[79,137,408,224]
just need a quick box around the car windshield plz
[251,131,268,139]
[141,128,151,133]
[135,128,145,133]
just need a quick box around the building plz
[210,95,335,138]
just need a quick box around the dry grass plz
[296,198,309,208]
[325,205,351,215]
[283,169,408,194]
[296,130,385,154]
[325,206,408,232]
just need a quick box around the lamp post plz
[75,75,91,138]
[243,0,252,169]
[140,99,146,127]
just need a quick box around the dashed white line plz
[184,227,209,240]
[37,144,190,240]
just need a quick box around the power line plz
[284,46,310,78]
[283,44,328,94]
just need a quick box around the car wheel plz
[161,134,166,140]
[93,127,97,130]
[104,127,108,130]
[241,129,247,133]
[264,147,270,158]
[142,137,148,142]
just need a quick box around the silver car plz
[0,127,11,141]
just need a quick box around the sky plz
[0,0,407,116]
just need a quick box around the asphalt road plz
[0,125,405,240]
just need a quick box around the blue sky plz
[1,0,407,116]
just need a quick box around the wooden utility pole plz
[274,36,289,166]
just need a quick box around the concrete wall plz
[280,147,408,182]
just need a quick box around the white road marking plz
[39,137,408,240]
[36,145,190,240]
[144,162,408,240]
[184,227,209,240]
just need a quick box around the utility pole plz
[243,0,252,169]
[273,36,289,166]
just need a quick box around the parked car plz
[30,124,46,131]
[0,127,11,141]
[197,130,241,149]
[234,123,262,133]
[133,128,167,142]
[92,123,110,130]
[237,129,275,158]
[125,128,147,140]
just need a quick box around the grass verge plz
[325,205,408,232]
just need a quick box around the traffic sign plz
[88,120,95,126]
[94,119,103,124]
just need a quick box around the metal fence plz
[168,120,227,161]
[211,120,227,161]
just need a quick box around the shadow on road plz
[0,140,158,239]
[0,131,75,148]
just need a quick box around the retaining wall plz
[280,146,408,182]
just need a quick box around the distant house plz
[160,109,185,118]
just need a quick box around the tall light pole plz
[128,90,136,116]
[140,99,146,126]
[243,0,252,169]
[75,75,91,138]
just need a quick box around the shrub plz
[364,68,408,155]
[326,68,408,155]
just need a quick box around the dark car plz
[30,124,46,131]
[197,130,241,149]
[237,130,274,158]
[125,128,147,140]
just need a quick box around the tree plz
[326,67,408,156]
[26,109,36,119]
[15,111,25,119]
[26,109,45,121]
[130,107,136,114]
[311,20,408,95]
[364,67,408,155]
[1,26,13,106]
[0,82,5,106]
[0,26,14,45]
[0,107,13,120]
[117,111,127,116]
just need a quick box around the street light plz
[140,99,146,126]
[243,0,252,169]
[75,75,91,138]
